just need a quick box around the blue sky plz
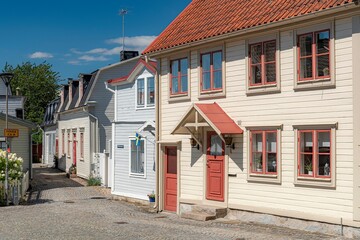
[0,0,191,83]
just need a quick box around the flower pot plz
[148,196,155,202]
[308,171,313,176]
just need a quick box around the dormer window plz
[136,77,155,109]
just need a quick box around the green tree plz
[3,62,59,125]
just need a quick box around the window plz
[80,132,84,159]
[250,130,277,175]
[62,130,65,155]
[298,130,331,179]
[201,51,222,92]
[0,141,6,151]
[249,41,276,86]
[298,30,330,81]
[67,131,70,157]
[170,58,188,95]
[129,138,145,176]
[136,77,155,108]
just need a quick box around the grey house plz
[107,57,157,201]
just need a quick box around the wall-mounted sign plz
[4,129,19,138]
[117,145,124,149]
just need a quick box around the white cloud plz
[78,55,109,62]
[106,36,157,50]
[29,51,54,59]
[67,60,81,65]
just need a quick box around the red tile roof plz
[195,103,243,134]
[143,0,355,55]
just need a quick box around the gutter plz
[145,3,359,57]
[145,55,160,212]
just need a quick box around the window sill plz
[247,173,280,184]
[129,173,146,179]
[246,84,280,96]
[136,106,155,111]
[198,90,225,100]
[80,158,84,162]
[295,176,334,188]
[169,93,191,103]
[294,78,335,91]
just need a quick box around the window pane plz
[266,153,277,173]
[131,140,144,174]
[0,142,6,151]
[318,131,330,153]
[213,70,222,89]
[201,54,211,71]
[167,148,177,174]
[210,135,222,156]
[137,79,144,106]
[318,155,330,176]
[202,72,211,90]
[252,153,262,172]
[171,77,179,94]
[266,132,276,152]
[251,44,261,64]
[266,132,277,173]
[300,57,313,79]
[213,51,222,70]
[300,132,313,153]
[252,133,262,152]
[251,65,262,84]
[147,77,155,105]
[180,58,188,74]
[300,154,313,175]
[171,60,178,76]
[252,133,263,172]
[181,76,188,93]
[316,31,330,54]
[316,55,330,77]
[264,41,276,62]
[299,34,313,57]
[265,63,276,83]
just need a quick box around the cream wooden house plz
[143,0,360,231]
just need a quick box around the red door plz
[164,146,177,212]
[206,131,225,202]
[73,133,77,166]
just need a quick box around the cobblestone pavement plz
[0,165,348,240]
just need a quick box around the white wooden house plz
[106,57,157,201]
[143,0,360,233]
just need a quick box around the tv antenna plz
[119,9,128,51]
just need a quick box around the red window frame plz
[80,132,84,159]
[170,58,188,96]
[200,50,223,92]
[249,40,277,86]
[298,129,331,179]
[62,131,65,155]
[67,132,71,156]
[297,30,330,81]
[250,130,277,175]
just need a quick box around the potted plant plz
[255,158,262,172]
[147,191,155,202]
[68,164,77,178]
[305,162,313,175]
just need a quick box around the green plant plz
[147,191,155,198]
[305,162,313,172]
[69,164,76,174]
[87,176,101,186]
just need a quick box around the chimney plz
[68,80,73,105]
[78,77,84,105]
[59,84,69,112]
[16,87,21,96]
[120,50,139,62]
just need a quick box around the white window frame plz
[128,137,147,178]
[293,123,336,188]
[135,76,155,109]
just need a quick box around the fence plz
[0,171,29,206]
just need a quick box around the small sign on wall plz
[4,129,19,138]
[117,145,124,149]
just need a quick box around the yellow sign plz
[4,129,19,138]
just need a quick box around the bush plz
[0,150,23,184]
[87,176,101,186]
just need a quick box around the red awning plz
[171,102,243,137]
[195,103,243,135]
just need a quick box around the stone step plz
[181,212,216,221]
[192,205,227,218]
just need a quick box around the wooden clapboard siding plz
[57,111,91,178]
[112,123,156,200]
[158,17,356,221]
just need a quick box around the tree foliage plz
[3,62,59,125]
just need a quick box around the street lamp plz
[0,72,14,205]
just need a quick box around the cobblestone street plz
[0,165,347,240]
